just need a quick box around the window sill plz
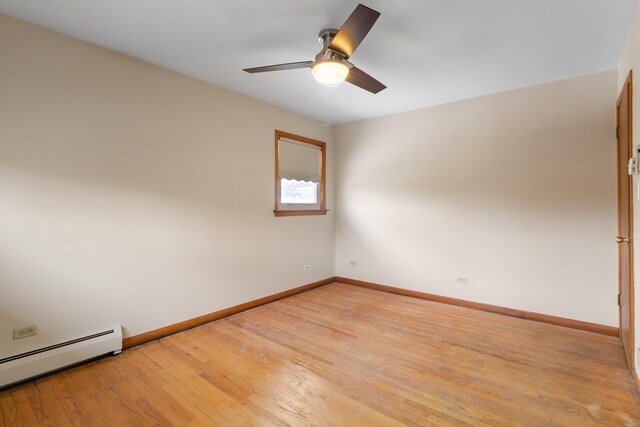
[274,209,329,217]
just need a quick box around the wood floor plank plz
[2,283,639,425]
[34,375,86,427]
[22,379,70,427]
[0,390,18,427]
[138,340,264,426]
[64,360,152,426]
[10,383,57,427]
[206,319,486,426]
[227,302,539,425]
[187,324,405,426]
[127,349,254,427]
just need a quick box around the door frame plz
[617,70,635,375]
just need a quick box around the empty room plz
[1,0,640,425]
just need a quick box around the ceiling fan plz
[243,4,386,94]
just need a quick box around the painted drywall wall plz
[334,71,618,327]
[0,13,334,359]
[618,0,640,377]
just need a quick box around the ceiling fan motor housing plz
[318,28,339,47]
[315,29,353,69]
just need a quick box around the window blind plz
[278,138,321,182]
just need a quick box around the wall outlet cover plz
[13,325,38,340]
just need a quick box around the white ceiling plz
[0,0,636,124]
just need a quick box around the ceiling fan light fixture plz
[311,60,350,85]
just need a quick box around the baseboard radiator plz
[0,325,122,388]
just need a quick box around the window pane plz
[280,178,318,204]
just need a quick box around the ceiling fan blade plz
[243,61,313,73]
[329,4,381,59]
[346,67,386,94]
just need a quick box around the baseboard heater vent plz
[0,325,122,388]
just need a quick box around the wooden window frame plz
[274,130,328,217]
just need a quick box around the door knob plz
[617,236,631,244]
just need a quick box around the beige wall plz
[334,71,618,326]
[0,13,334,359]
[618,0,640,377]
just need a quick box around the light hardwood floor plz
[1,283,639,426]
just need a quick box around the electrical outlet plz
[350,260,358,267]
[13,325,37,340]
[456,277,468,285]
[304,264,311,271]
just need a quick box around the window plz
[280,178,318,205]
[274,130,327,217]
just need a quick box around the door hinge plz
[617,126,621,139]
[619,293,622,306]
